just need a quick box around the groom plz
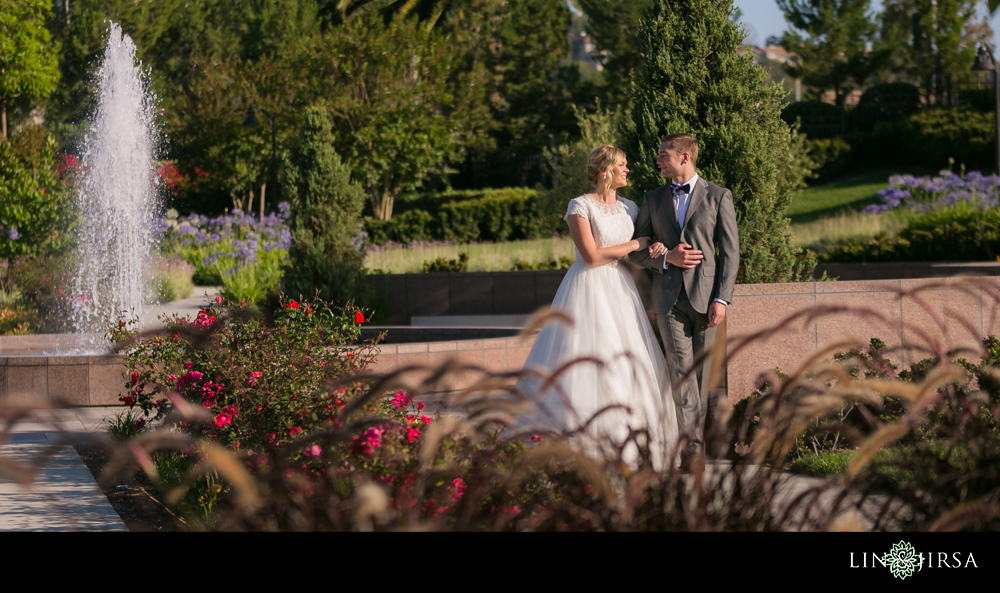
[630,133,739,456]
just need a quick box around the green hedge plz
[364,187,563,245]
[847,107,994,173]
[822,207,1000,263]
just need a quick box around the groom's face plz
[656,142,688,180]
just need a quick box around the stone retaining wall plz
[5,276,999,406]
[0,355,126,406]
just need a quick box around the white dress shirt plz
[660,173,727,306]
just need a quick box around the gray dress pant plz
[656,286,716,453]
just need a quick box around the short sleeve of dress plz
[563,197,589,222]
[622,198,639,222]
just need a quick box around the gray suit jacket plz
[630,177,740,315]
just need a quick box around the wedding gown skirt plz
[516,259,679,468]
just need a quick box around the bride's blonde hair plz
[586,145,626,191]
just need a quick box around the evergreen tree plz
[577,0,652,109]
[282,106,368,307]
[621,0,812,284]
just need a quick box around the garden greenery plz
[822,169,1000,263]
[158,207,291,303]
[362,188,559,246]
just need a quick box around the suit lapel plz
[657,185,682,236]
[681,177,709,234]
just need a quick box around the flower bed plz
[158,205,292,303]
[867,169,1000,214]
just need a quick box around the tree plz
[282,106,368,307]
[0,126,73,258]
[538,103,622,223]
[777,0,881,107]
[0,0,60,139]
[577,0,652,109]
[876,0,990,101]
[310,12,465,220]
[621,0,812,284]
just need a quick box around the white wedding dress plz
[515,194,679,468]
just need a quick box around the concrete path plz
[0,407,128,532]
[142,286,221,329]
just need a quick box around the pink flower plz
[214,409,233,427]
[290,426,302,434]
[184,361,193,369]
[352,426,384,454]
[391,391,413,410]
[406,427,420,443]
[303,445,321,457]
[451,478,466,503]
[530,434,543,443]
[245,371,262,386]
[166,374,177,382]
[420,415,433,425]
[215,296,222,303]
[417,402,426,411]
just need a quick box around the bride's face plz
[608,159,629,189]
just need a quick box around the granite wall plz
[725,277,1000,404]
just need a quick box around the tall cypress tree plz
[621,0,811,284]
[282,105,368,307]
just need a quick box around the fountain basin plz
[0,335,124,406]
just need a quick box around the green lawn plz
[787,172,891,225]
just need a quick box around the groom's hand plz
[665,243,703,269]
[707,302,726,328]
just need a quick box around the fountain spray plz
[71,22,160,338]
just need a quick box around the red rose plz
[354,311,365,323]
[287,300,300,309]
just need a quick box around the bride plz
[515,145,679,468]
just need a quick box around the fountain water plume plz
[72,22,160,339]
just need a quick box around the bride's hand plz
[635,237,651,251]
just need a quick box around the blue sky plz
[733,0,1000,48]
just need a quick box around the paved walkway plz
[142,286,221,329]
[0,407,128,531]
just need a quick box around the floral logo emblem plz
[887,541,919,580]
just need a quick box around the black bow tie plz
[671,183,691,195]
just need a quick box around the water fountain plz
[0,23,161,405]
[71,22,160,339]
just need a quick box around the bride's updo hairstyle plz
[586,145,626,191]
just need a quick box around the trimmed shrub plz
[362,188,561,246]
[781,100,844,139]
[822,207,1000,263]
[849,107,994,172]
[282,106,369,307]
[804,137,852,183]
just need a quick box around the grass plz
[365,236,576,274]
[364,172,896,271]
[787,171,912,255]
[787,172,891,225]
[790,208,912,255]
[788,442,978,489]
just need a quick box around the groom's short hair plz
[660,134,699,165]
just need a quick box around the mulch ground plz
[74,444,189,532]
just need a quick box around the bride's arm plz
[567,215,647,266]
